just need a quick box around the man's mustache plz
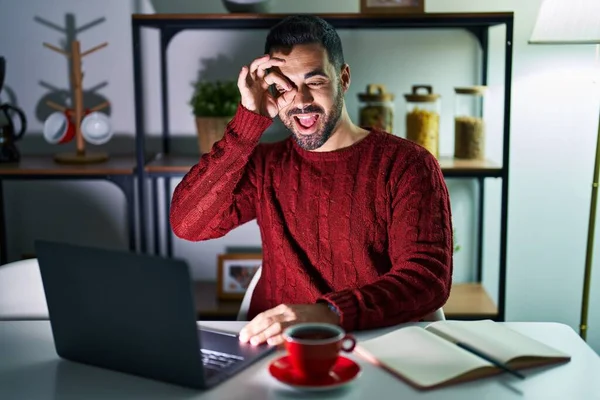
[287,105,324,117]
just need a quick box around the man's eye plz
[309,82,325,87]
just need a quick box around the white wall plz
[1,0,598,351]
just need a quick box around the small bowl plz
[222,0,272,13]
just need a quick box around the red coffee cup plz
[283,323,356,381]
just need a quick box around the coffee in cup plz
[283,323,356,380]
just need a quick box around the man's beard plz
[282,86,344,151]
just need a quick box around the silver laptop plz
[35,240,274,389]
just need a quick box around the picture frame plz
[360,0,425,14]
[217,253,262,301]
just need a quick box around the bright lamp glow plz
[529,0,600,44]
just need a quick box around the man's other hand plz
[238,303,340,346]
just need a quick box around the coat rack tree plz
[43,39,110,163]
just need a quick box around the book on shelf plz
[354,319,571,390]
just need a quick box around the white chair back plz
[237,265,262,321]
[422,307,446,321]
[0,258,49,320]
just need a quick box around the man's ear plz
[339,63,351,93]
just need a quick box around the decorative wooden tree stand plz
[43,39,110,164]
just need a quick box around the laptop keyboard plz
[201,349,244,371]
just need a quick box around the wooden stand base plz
[54,152,109,164]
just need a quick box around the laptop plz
[34,240,275,390]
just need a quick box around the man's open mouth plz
[293,114,320,134]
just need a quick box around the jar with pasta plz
[454,86,486,159]
[404,85,441,158]
[358,84,395,134]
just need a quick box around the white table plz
[1,320,599,399]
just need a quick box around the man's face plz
[270,43,345,151]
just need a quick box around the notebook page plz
[356,326,492,388]
[426,320,569,364]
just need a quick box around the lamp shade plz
[529,0,600,44]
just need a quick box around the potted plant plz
[189,79,240,154]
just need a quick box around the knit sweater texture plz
[170,104,453,331]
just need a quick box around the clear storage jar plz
[404,85,441,158]
[454,86,486,159]
[358,84,395,134]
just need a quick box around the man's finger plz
[239,310,286,342]
[239,317,272,342]
[255,58,285,78]
[267,334,285,346]
[277,88,297,110]
[249,320,288,346]
[237,66,249,89]
[263,71,292,91]
[249,54,271,74]
[264,93,279,118]
[244,316,280,343]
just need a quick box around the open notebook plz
[354,320,571,390]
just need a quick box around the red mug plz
[283,323,356,381]
[43,110,76,144]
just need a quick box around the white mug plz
[80,112,112,145]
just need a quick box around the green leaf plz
[453,227,461,254]
[189,79,241,117]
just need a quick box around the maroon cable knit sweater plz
[170,104,453,331]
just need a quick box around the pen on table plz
[456,341,526,380]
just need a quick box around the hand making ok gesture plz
[238,54,297,118]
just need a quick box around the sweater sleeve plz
[170,104,272,241]
[319,150,453,331]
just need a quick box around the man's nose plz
[294,85,314,109]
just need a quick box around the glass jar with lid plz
[404,85,441,158]
[454,86,486,159]
[358,84,395,134]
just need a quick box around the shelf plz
[193,281,497,321]
[144,154,502,178]
[194,281,242,320]
[132,12,513,30]
[438,157,503,178]
[145,154,199,175]
[0,155,500,178]
[444,283,498,319]
[0,155,136,177]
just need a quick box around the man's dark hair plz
[264,15,345,72]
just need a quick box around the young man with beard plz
[170,15,453,346]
